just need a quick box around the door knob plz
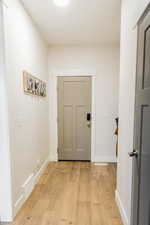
[87,122,91,128]
[128,150,138,157]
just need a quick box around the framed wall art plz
[23,71,46,97]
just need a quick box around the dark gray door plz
[131,8,150,225]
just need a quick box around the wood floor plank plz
[10,162,123,225]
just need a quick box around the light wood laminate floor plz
[11,162,123,225]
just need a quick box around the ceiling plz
[21,0,121,45]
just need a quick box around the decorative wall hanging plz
[23,71,46,97]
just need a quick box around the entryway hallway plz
[11,162,122,225]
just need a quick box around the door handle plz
[128,150,138,158]
[87,121,91,128]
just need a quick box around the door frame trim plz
[49,71,96,162]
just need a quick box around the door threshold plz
[58,160,91,162]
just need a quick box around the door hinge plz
[57,147,59,153]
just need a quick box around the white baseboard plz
[93,156,117,163]
[94,163,109,166]
[22,173,35,201]
[0,214,13,223]
[13,158,49,219]
[115,190,129,225]
[13,193,25,217]
[34,158,49,184]
[49,153,58,162]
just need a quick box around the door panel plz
[138,105,150,225]
[58,77,91,161]
[63,106,73,152]
[132,9,150,225]
[143,25,150,89]
[76,105,88,152]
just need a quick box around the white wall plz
[48,45,120,162]
[1,0,49,220]
[0,1,12,221]
[116,1,150,225]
